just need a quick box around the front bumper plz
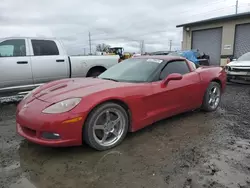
[227,72,250,81]
[16,98,86,147]
[226,69,250,81]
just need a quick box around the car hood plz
[33,78,132,103]
[227,61,250,67]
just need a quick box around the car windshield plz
[238,52,250,61]
[98,58,162,82]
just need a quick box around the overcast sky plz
[0,0,250,55]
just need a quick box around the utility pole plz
[140,40,144,54]
[169,40,172,51]
[84,48,86,56]
[89,32,92,55]
[236,0,239,14]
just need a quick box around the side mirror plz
[161,73,183,88]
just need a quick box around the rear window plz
[31,40,59,56]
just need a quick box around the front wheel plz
[83,102,129,151]
[201,82,221,112]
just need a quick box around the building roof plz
[176,12,250,28]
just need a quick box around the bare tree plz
[96,43,111,52]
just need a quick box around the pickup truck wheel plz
[89,71,102,77]
[83,102,129,151]
[201,82,221,112]
[87,67,106,77]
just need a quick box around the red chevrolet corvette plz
[16,56,226,150]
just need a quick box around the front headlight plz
[42,98,81,114]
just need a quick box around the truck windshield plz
[98,58,162,82]
[238,52,250,61]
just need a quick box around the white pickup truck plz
[0,37,119,99]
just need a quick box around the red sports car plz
[16,56,226,151]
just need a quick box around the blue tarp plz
[178,50,199,64]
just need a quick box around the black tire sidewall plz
[202,82,221,112]
[83,102,129,151]
[90,71,102,77]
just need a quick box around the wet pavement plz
[0,83,250,188]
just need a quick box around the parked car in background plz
[225,52,250,81]
[16,56,226,151]
[0,37,119,99]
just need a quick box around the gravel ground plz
[0,83,250,188]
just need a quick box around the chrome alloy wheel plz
[208,85,221,109]
[92,108,126,147]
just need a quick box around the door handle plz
[17,61,28,64]
[56,59,65,62]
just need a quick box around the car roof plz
[134,55,186,62]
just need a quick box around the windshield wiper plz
[100,78,119,82]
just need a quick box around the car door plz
[0,39,33,92]
[29,39,69,84]
[149,60,201,122]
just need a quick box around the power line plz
[89,5,237,42]
[63,4,245,49]
[59,0,228,40]
[64,4,239,45]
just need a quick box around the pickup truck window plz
[0,39,26,57]
[31,40,59,56]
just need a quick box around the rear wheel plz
[201,82,221,112]
[83,102,129,151]
[87,67,106,77]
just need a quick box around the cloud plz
[0,0,250,55]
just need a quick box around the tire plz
[83,102,129,151]
[201,82,221,112]
[89,70,102,77]
[87,68,105,77]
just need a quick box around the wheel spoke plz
[106,111,111,122]
[112,129,119,137]
[102,132,109,143]
[208,98,213,105]
[111,116,121,126]
[94,124,104,130]
[213,87,217,94]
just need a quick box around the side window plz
[31,40,59,56]
[190,61,197,70]
[0,39,26,57]
[160,60,190,80]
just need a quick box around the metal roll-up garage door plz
[192,28,222,66]
[234,23,250,58]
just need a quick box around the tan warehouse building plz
[176,12,250,66]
